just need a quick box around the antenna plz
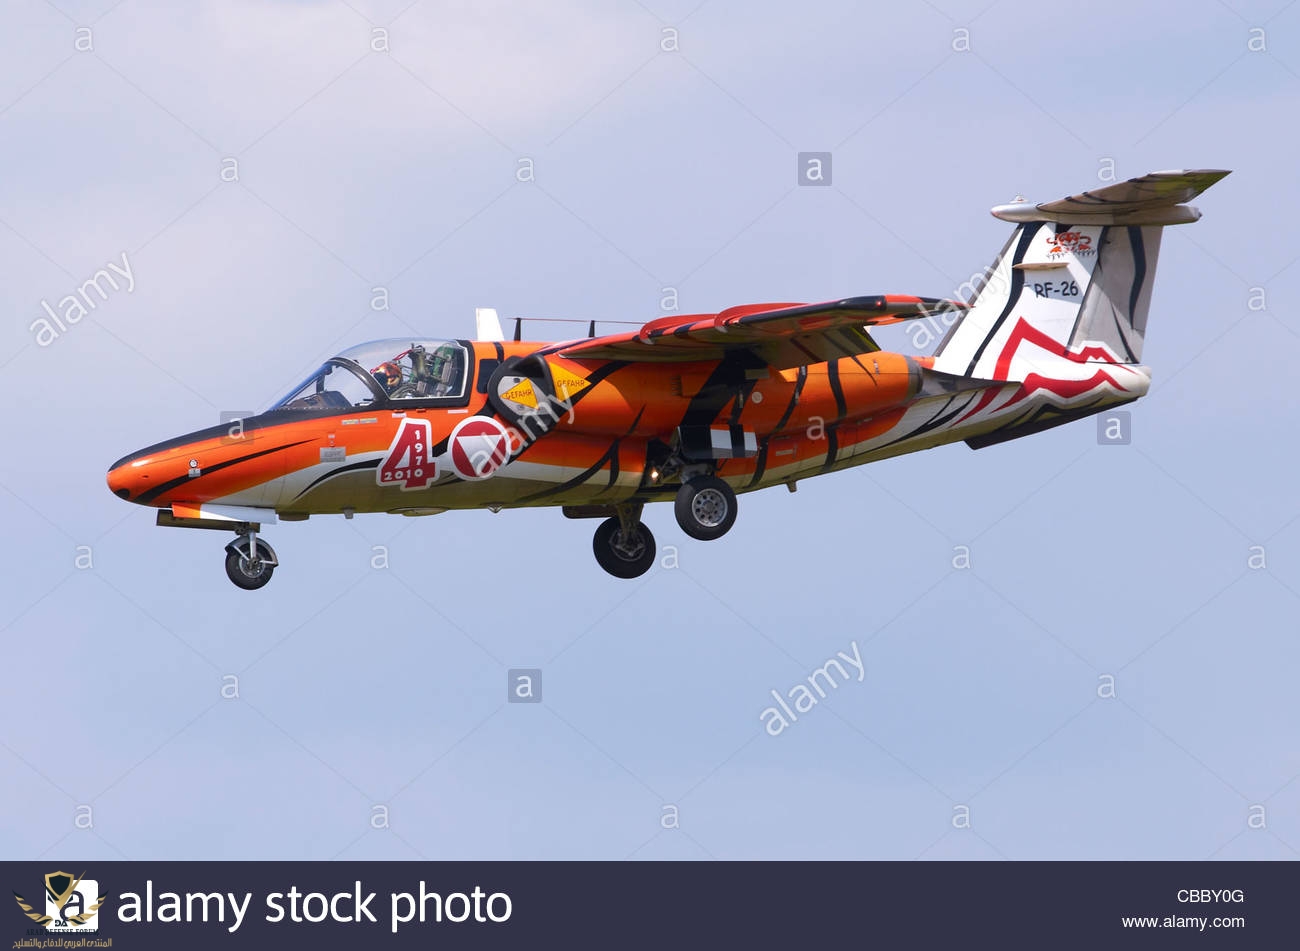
[474,307,505,342]
[588,320,596,338]
[513,317,522,342]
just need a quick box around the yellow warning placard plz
[501,379,538,408]
[549,363,591,401]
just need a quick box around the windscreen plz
[271,361,382,411]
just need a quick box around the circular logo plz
[449,416,511,481]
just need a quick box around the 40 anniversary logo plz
[13,871,105,932]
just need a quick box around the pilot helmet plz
[374,361,403,390]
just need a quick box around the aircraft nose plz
[106,462,132,501]
[107,449,161,504]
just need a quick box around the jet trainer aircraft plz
[108,169,1228,589]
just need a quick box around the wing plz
[13,892,53,927]
[555,295,966,369]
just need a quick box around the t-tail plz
[925,169,1229,448]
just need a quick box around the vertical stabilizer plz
[931,169,1229,382]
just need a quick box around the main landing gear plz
[673,474,737,541]
[224,526,278,590]
[589,475,739,579]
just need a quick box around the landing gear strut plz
[592,503,656,579]
[674,475,737,541]
[224,526,278,590]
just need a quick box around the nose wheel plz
[224,531,278,590]
[592,509,656,579]
[674,475,737,541]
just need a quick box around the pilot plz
[372,361,403,395]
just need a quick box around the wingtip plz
[1150,167,1232,177]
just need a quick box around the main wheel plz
[674,476,737,541]
[592,517,656,579]
[224,538,277,590]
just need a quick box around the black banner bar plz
[4,861,1292,949]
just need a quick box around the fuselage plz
[106,340,948,517]
[106,324,1151,526]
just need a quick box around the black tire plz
[224,539,276,590]
[592,517,656,579]
[674,476,738,541]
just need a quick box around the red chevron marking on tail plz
[957,317,1127,423]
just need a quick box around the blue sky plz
[1,0,1298,860]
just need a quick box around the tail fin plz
[931,169,1229,381]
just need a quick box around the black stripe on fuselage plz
[515,442,619,503]
[728,380,757,427]
[773,366,807,433]
[514,405,644,503]
[109,409,338,470]
[818,359,847,473]
[819,425,839,474]
[679,358,741,429]
[849,353,877,383]
[135,439,315,505]
[828,358,847,421]
[751,365,807,487]
[872,389,989,451]
[748,438,770,487]
[292,458,381,501]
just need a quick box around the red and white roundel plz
[449,416,511,481]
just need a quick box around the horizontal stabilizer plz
[991,169,1229,225]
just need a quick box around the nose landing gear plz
[224,528,278,590]
[592,503,656,579]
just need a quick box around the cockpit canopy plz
[271,339,470,411]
